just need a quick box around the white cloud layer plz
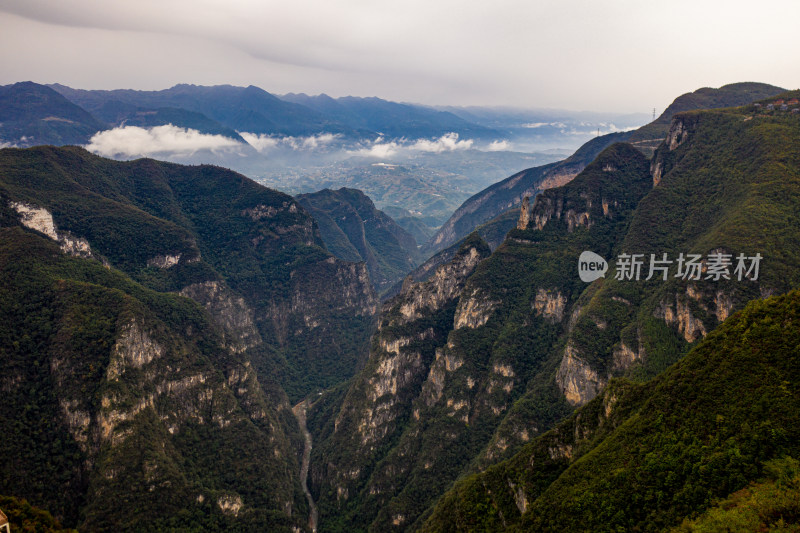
[239,132,341,152]
[487,140,511,151]
[353,140,401,158]
[410,132,473,153]
[86,124,242,158]
[348,133,476,159]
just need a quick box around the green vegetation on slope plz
[424,288,800,532]
[315,96,800,531]
[628,82,785,148]
[0,227,307,531]
[673,456,800,532]
[0,145,377,401]
[554,99,800,403]
[311,144,654,531]
[0,495,77,533]
[297,187,420,293]
[425,82,785,257]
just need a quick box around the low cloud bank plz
[353,139,401,158]
[86,125,242,158]
[410,132,473,153]
[487,140,511,151]
[521,121,637,136]
[239,132,340,152]
[351,132,476,158]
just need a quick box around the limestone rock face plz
[667,117,689,150]
[454,287,500,329]
[556,342,607,406]
[533,288,567,324]
[394,245,485,324]
[655,295,707,343]
[180,281,262,353]
[147,254,181,268]
[11,201,93,258]
[315,239,489,510]
[516,195,530,230]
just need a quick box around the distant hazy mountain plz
[257,150,557,230]
[423,82,786,256]
[49,83,501,140]
[382,205,437,244]
[281,93,499,139]
[0,82,106,147]
[92,102,245,141]
[297,188,420,293]
[51,83,363,137]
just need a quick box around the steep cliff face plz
[309,100,800,530]
[554,102,800,408]
[0,228,308,531]
[0,146,383,531]
[423,289,800,532]
[309,235,490,530]
[423,83,783,257]
[0,146,378,402]
[310,144,653,531]
[297,188,420,293]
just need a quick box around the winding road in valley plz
[293,399,318,533]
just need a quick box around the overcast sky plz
[1,0,797,113]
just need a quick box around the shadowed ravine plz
[293,399,318,533]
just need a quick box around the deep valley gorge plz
[2,61,800,533]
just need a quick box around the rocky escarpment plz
[0,145,384,530]
[310,235,490,528]
[10,201,93,258]
[418,375,646,529]
[650,115,695,186]
[0,227,307,531]
[307,144,653,531]
[423,130,635,256]
[424,288,800,532]
[297,188,420,294]
[553,106,798,408]
[0,146,379,403]
[424,84,783,257]
[180,281,262,354]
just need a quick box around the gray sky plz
[1,0,797,113]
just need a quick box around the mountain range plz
[423,82,786,256]
[307,89,800,531]
[0,81,106,147]
[2,81,799,532]
[0,82,505,148]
